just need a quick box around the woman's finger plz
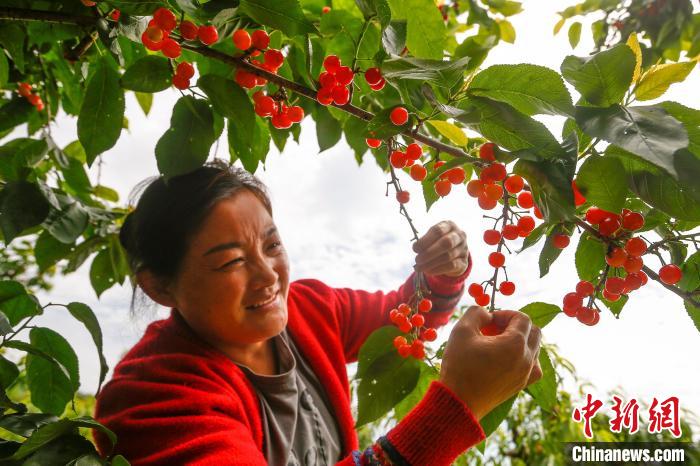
[412,221,459,253]
[415,231,467,266]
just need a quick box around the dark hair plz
[119,160,272,317]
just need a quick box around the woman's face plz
[167,189,290,353]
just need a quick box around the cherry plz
[271,111,292,129]
[398,344,412,358]
[335,66,354,86]
[323,55,341,73]
[443,167,463,185]
[480,163,507,183]
[390,150,406,168]
[418,298,432,313]
[587,310,600,326]
[499,281,515,296]
[81,0,96,6]
[479,142,496,161]
[161,38,181,58]
[390,107,409,125]
[366,138,381,148]
[405,143,422,160]
[515,191,533,209]
[257,96,277,115]
[480,322,502,336]
[28,94,43,110]
[411,314,425,327]
[624,256,643,274]
[410,339,425,359]
[365,67,382,85]
[172,74,190,89]
[393,335,407,349]
[331,85,350,105]
[235,69,257,89]
[110,9,121,21]
[397,303,411,315]
[553,234,570,249]
[198,25,219,45]
[153,8,177,31]
[233,29,252,50]
[322,6,331,13]
[434,179,451,197]
[145,25,164,43]
[478,196,498,211]
[396,190,410,204]
[369,78,386,90]
[434,160,446,170]
[504,175,524,193]
[176,62,195,79]
[502,224,519,241]
[602,289,620,301]
[484,183,503,201]
[625,237,647,257]
[605,276,625,295]
[475,293,490,306]
[263,49,284,69]
[316,87,333,105]
[517,216,535,235]
[423,327,437,341]
[410,164,427,181]
[468,283,484,297]
[251,29,270,50]
[467,180,484,198]
[563,292,583,314]
[17,82,32,97]
[585,207,607,225]
[598,215,621,236]
[622,211,645,231]
[179,20,199,40]
[572,181,586,207]
[533,205,543,220]
[576,280,595,297]
[318,72,336,89]
[489,251,505,268]
[606,247,627,267]
[287,106,305,123]
[483,229,501,245]
[576,306,597,325]
[658,264,682,285]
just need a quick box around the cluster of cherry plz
[140,8,218,58]
[389,299,438,359]
[17,83,44,112]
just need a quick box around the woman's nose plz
[250,256,278,288]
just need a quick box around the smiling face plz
[165,189,290,360]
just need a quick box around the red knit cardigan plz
[93,268,485,465]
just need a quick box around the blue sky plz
[9,0,699,434]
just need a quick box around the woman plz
[93,160,542,466]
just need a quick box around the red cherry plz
[468,283,484,298]
[235,69,257,89]
[410,314,425,327]
[316,87,334,105]
[396,190,410,204]
[233,29,252,50]
[398,344,411,358]
[624,273,644,292]
[263,49,284,69]
[369,78,386,91]
[625,237,647,257]
[331,85,350,105]
[552,234,570,249]
[405,143,422,160]
[287,106,305,123]
[319,72,337,88]
[17,82,32,97]
[198,25,219,45]
[423,327,437,341]
[504,175,524,193]
[390,107,409,125]
[499,281,515,296]
[533,205,543,220]
[390,150,407,168]
[517,191,534,209]
[323,55,341,73]
[475,293,490,306]
[434,179,451,197]
[179,20,199,41]
[396,303,410,315]
[322,6,331,13]
[153,7,177,31]
[603,289,621,301]
[484,183,503,201]
[605,276,625,295]
[517,216,535,235]
[110,9,121,21]
[479,142,496,161]
[32,97,44,111]
[410,339,425,359]
[605,247,627,268]
[587,310,600,326]
[176,61,195,79]
[622,211,645,231]
[366,138,381,148]
[488,252,505,268]
[576,280,595,297]
[365,67,382,85]
[161,38,181,58]
[466,180,485,198]
[585,207,608,225]
[393,335,407,349]
[271,112,292,129]
[446,167,466,185]
[576,306,597,325]
[251,29,270,50]
[624,256,644,274]
[598,216,621,236]
[658,264,682,285]
[501,224,519,241]
[172,74,190,89]
[572,181,586,207]
[418,298,432,313]
[477,195,498,211]
[483,229,501,245]
[410,164,427,182]
[145,25,164,43]
[335,66,354,86]
[563,292,583,315]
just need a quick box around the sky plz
[7,0,700,438]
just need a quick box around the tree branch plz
[0,7,97,26]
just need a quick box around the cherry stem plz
[489,187,511,312]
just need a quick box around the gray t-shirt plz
[233,328,343,466]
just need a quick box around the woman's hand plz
[439,306,543,421]
[412,221,469,277]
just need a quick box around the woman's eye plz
[220,258,243,269]
[269,241,282,250]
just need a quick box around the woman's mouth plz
[246,292,279,311]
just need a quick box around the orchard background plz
[0,0,699,464]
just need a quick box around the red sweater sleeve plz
[332,256,471,364]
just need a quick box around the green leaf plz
[343,117,370,163]
[0,281,42,326]
[497,19,516,43]
[684,301,700,333]
[576,104,689,179]
[427,120,467,146]
[635,61,696,101]
[34,230,74,272]
[390,0,445,59]
[77,60,125,165]
[575,232,606,282]
[514,159,576,223]
[44,202,89,244]
[67,302,109,394]
[0,413,58,438]
[576,156,627,213]
[479,395,517,440]
[525,347,557,411]
[469,64,574,117]
[120,55,172,93]
[0,355,20,390]
[561,44,635,107]
[0,98,34,133]
[239,0,317,37]
[568,21,581,48]
[518,222,547,252]
[89,249,115,298]
[134,91,153,116]
[381,55,470,89]
[198,75,249,121]
[155,96,215,179]
[0,181,51,244]
[0,24,26,73]
[356,0,392,28]
[26,328,79,416]
[229,118,271,173]
[519,302,561,328]
[393,362,437,420]
[105,0,167,15]
[539,225,567,277]
[626,33,642,84]
[601,292,628,317]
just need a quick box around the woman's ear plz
[136,270,178,308]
